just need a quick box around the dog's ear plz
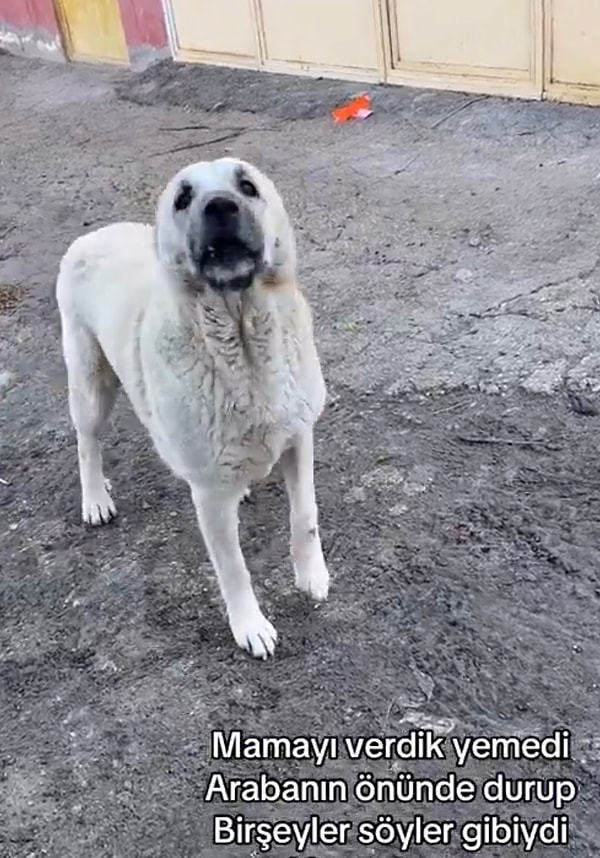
[174,180,194,212]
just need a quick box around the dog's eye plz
[239,178,259,199]
[174,180,194,212]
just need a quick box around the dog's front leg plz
[280,430,329,601]
[190,484,277,659]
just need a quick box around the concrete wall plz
[118,0,169,67]
[0,0,169,67]
[0,0,65,60]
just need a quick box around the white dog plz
[56,157,329,659]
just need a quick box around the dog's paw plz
[82,481,117,526]
[230,609,278,659]
[295,554,330,602]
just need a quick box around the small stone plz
[0,370,13,397]
[455,268,474,283]
[567,391,597,416]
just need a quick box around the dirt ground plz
[1,52,600,857]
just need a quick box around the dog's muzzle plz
[194,193,263,291]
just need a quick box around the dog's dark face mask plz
[174,178,264,292]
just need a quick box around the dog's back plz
[57,222,157,335]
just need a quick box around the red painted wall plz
[0,0,60,34]
[118,0,167,49]
[0,0,169,61]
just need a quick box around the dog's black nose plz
[204,196,239,221]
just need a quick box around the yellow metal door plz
[54,0,128,63]
[545,0,600,104]
[259,0,380,76]
[387,0,543,99]
[169,0,258,65]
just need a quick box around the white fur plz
[56,158,328,659]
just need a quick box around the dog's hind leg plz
[60,315,119,526]
[190,483,278,659]
[280,429,329,601]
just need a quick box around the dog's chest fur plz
[141,286,324,486]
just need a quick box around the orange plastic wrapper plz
[331,93,373,123]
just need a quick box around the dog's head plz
[155,158,295,292]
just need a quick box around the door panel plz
[259,0,379,71]
[391,0,531,72]
[55,0,128,63]
[169,0,257,59]
[548,0,600,87]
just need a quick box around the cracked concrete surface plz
[1,55,600,857]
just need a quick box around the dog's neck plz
[180,274,275,320]
[178,274,291,379]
